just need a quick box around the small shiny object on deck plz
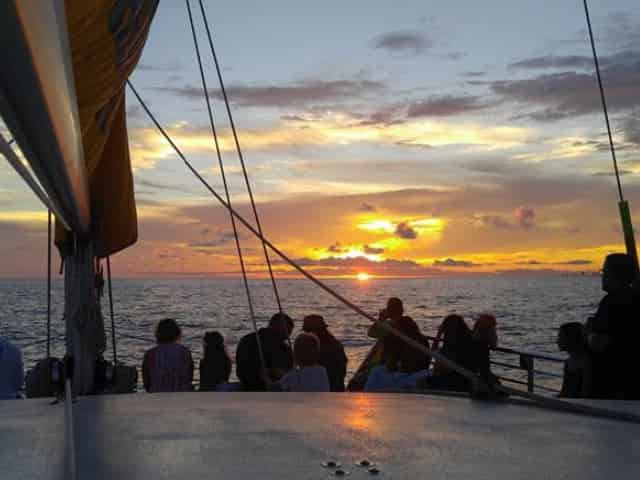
[331,468,350,476]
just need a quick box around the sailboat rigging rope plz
[128,79,508,387]
[185,0,265,368]
[195,0,283,314]
[46,209,52,359]
[106,257,118,365]
[129,80,640,424]
[582,0,624,201]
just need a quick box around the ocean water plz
[0,275,602,391]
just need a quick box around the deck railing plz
[424,335,566,394]
[18,333,567,395]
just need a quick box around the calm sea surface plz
[0,275,602,390]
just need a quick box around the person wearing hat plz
[302,314,348,392]
[586,253,640,399]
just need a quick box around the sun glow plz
[356,272,370,281]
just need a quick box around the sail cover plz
[57,0,159,257]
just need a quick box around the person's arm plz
[558,361,569,398]
[14,349,24,396]
[142,351,150,392]
[368,309,389,339]
[339,345,348,385]
[188,350,194,391]
[587,298,613,352]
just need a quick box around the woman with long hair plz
[199,331,232,392]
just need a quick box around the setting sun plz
[356,272,371,281]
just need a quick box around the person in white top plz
[278,332,330,392]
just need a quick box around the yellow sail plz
[56,0,159,257]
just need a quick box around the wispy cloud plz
[432,258,476,268]
[407,95,490,117]
[395,221,418,239]
[370,30,432,55]
[155,79,387,108]
[509,54,593,70]
[492,50,640,121]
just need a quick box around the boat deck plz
[1,392,639,479]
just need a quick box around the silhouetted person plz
[199,331,232,392]
[364,316,431,391]
[367,297,404,339]
[278,333,330,392]
[142,319,194,393]
[557,322,591,398]
[0,336,23,400]
[236,312,294,391]
[428,314,474,391]
[586,253,639,399]
[469,314,498,380]
[302,315,348,392]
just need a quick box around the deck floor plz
[1,392,639,479]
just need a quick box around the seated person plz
[367,297,404,339]
[349,297,416,391]
[236,312,294,391]
[278,333,330,392]
[302,315,348,392]
[0,336,23,400]
[199,331,232,392]
[364,316,431,392]
[557,322,591,398]
[427,314,474,391]
[142,319,194,393]
[469,314,498,380]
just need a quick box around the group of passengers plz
[139,297,498,394]
[142,312,347,393]
[0,253,638,400]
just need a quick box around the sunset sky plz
[2,0,640,278]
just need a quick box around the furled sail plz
[56,0,159,257]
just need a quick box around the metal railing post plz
[519,355,535,393]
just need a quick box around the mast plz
[582,0,639,273]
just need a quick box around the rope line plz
[129,79,640,424]
[196,0,283,314]
[46,209,52,359]
[582,0,624,201]
[106,257,118,365]
[185,0,265,368]
[127,79,490,381]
